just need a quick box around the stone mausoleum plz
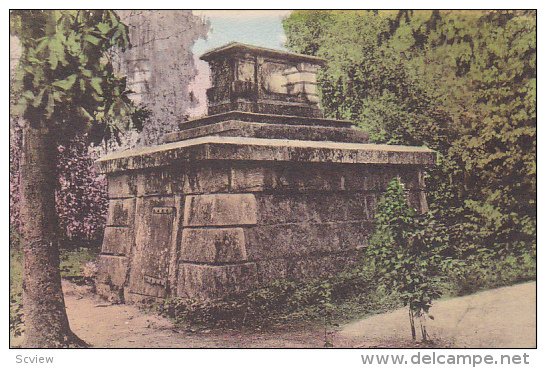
[96,42,435,303]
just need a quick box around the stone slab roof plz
[96,136,435,174]
[163,120,370,144]
[200,42,326,65]
[179,111,354,130]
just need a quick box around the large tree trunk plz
[20,125,87,348]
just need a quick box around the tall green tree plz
[10,10,134,347]
[387,10,536,255]
[283,10,536,257]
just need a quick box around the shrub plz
[56,136,108,246]
[367,178,452,341]
[158,258,399,330]
[448,251,536,296]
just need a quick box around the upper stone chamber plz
[202,42,325,117]
[163,42,369,145]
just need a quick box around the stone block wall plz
[96,160,427,302]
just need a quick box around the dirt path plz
[13,281,535,348]
[341,281,536,348]
[61,281,330,348]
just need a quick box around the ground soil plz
[341,281,536,348]
[10,281,536,348]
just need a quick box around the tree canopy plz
[11,10,138,143]
[283,10,536,257]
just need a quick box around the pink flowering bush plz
[10,130,108,248]
[9,119,23,240]
[56,136,108,246]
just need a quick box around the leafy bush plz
[10,131,108,248]
[59,247,100,278]
[158,259,400,329]
[447,252,536,297]
[56,136,108,246]
[366,178,452,341]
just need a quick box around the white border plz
[2,2,542,368]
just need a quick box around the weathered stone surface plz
[95,283,123,303]
[255,259,289,284]
[287,251,363,281]
[102,226,132,255]
[275,163,344,191]
[398,168,421,191]
[124,291,163,305]
[339,221,372,249]
[183,193,257,227]
[96,42,435,302]
[106,198,135,226]
[177,111,353,130]
[345,193,373,221]
[244,222,365,260]
[127,196,177,298]
[255,194,312,224]
[177,262,258,299]
[184,162,230,194]
[95,136,435,174]
[407,190,428,214]
[365,194,378,217]
[180,228,247,263]
[136,170,179,196]
[97,255,129,288]
[255,193,370,224]
[255,251,365,284]
[231,162,346,193]
[107,173,136,198]
[201,43,325,117]
[230,163,278,192]
[164,120,369,144]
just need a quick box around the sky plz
[188,10,291,117]
[192,10,290,54]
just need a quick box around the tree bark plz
[408,308,416,340]
[20,124,87,348]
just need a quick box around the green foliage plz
[283,10,536,262]
[367,179,449,320]
[158,260,400,329]
[10,250,24,338]
[10,10,138,144]
[59,247,99,278]
[447,251,536,296]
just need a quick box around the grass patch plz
[10,250,24,338]
[444,252,536,297]
[59,247,99,278]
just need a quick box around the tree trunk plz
[408,308,416,340]
[20,125,87,348]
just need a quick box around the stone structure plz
[96,42,435,303]
[115,11,209,145]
